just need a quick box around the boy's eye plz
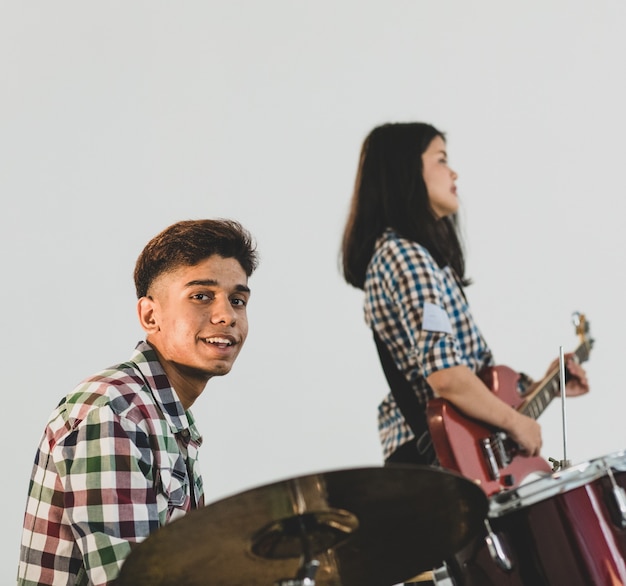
[231,298,247,307]
[193,293,213,301]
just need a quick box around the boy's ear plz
[137,296,159,334]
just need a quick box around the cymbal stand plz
[549,346,571,472]
[275,560,320,586]
[274,516,320,586]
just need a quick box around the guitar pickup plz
[481,437,501,481]
[493,432,512,466]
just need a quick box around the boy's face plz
[141,254,250,387]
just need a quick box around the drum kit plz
[117,465,488,586]
[117,315,626,585]
[115,451,626,585]
[116,451,626,585]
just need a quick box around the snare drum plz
[450,451,626,586]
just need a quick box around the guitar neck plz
[519,340,591,420]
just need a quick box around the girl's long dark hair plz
[340,122,469,290]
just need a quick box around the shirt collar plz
[130,340,202,443]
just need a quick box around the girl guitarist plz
[340,122,589,469]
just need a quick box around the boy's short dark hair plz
[134,219,258,298]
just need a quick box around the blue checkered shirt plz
[364,230,494,459]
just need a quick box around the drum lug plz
[484,519,513,572]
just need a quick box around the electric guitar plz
[426,312,594,496]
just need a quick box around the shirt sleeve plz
[54,405,160,586]
[379,240,465,379]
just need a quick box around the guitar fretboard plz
[520,339,592,420]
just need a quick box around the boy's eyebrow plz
[185,279,251,294]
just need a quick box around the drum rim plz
[488,450,626,517]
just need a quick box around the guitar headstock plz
[572,311,594,361]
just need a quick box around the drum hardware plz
[404,564,453,585]
[482,518,512,572]
[548,456,570,473]
[605,462,626,528]
[558,345,571,469]
[547,345,573,473]
[117,465,488,586]
[547,316,590,473]
[275,560,320,586]
[450,452,626,585]
[251,508,358,586]
[431,563,455,586]
[405,562,455,585]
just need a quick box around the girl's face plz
[421,135,459,218]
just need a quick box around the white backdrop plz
[2,2,625,582]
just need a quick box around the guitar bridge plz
[481,433,511,481]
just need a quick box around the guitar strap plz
[372,330,434,462]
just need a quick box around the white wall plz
[2,1,625,582]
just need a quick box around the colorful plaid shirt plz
[17,341,204,586]
[364,230,494,459]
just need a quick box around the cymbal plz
[117,465,487,586]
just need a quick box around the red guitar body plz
[427,364,552,496]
